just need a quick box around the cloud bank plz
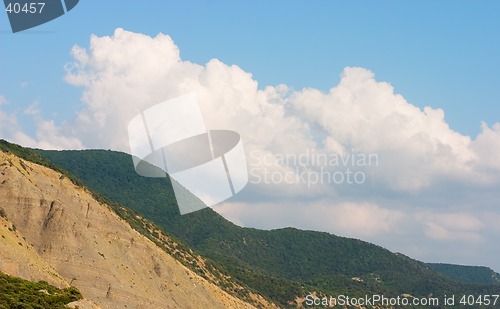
[2,29,499,270]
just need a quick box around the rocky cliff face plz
[0,150,259,309]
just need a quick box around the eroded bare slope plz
[0,150,258,309]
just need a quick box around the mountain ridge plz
[30,145,500,307]
[427,263,500,285]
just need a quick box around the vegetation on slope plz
[0,140,270,308]
[3,140,499,307]
[427,263,500,285]
[0,271,81,309]
[34,147,500,307]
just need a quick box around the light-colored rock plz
[67,298,102,309]
[0,215,68,288]
[0,151,259,309]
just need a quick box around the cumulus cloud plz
[0,108,33,147]
[64,29,311,158]
[289,68,479,192]
[7,28,500,269]
[60,29,500,195]
[60,29,499,215]
[471,122,500,174]
[424,222,482,243]
[420,212,484,243]
[0,100,83,150]
[0,109,17,137]
[214,200,404,240]
[32,120,84,150]
[7,120,83,150]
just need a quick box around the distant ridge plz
[427,263,500,285]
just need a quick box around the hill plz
[427,263,500,285]
[34,146,500,307]
[0,140,272,308]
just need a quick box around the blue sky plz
[1,1,499,137]
[1,1,500,272]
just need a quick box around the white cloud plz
[59,29,500,197]
[289,67,479,192]
[0,95,6,105]
[214,200,405,240]
[7,121,83,150]
[424,222,483,243]
[0,97,82,149]
[32,120,84,150]
[0,109,17,137]
[59,28,500,226]
[6,28,500,270]
[0,102,82,150]
[420,212,484,243]
[471,122,500,174]
[64,29,204,151]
